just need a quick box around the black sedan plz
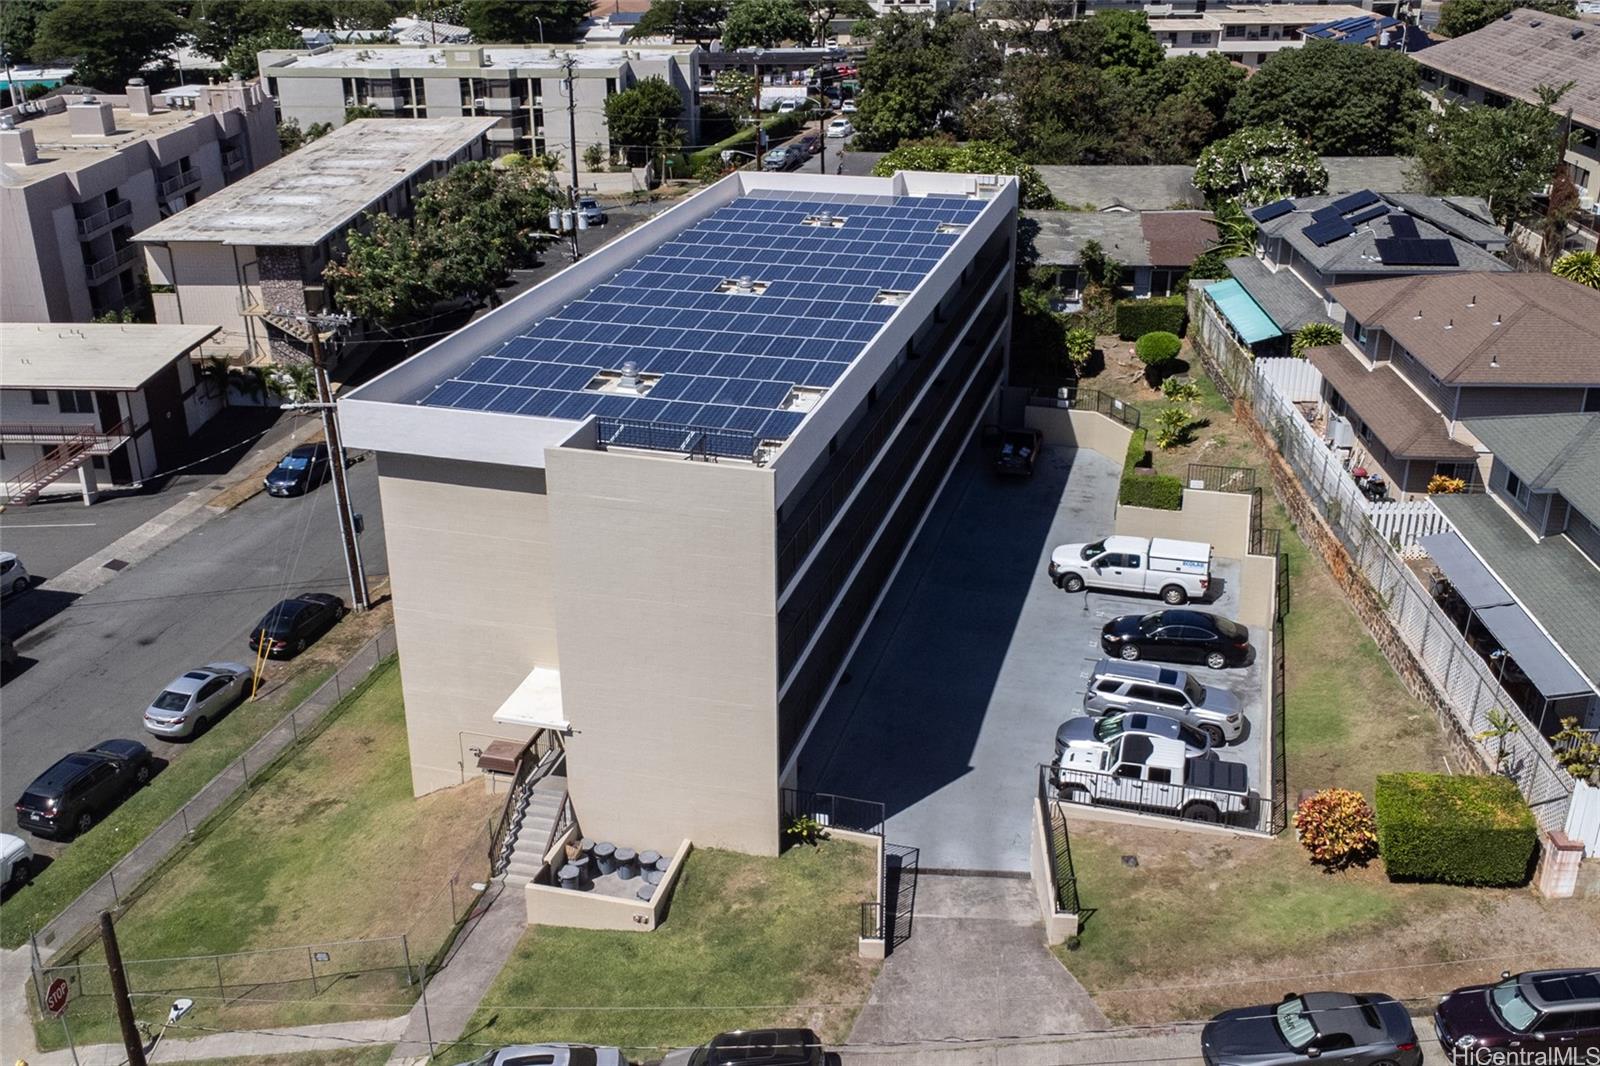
[14,740,154,839]
[1101,609,1252,670]
[1202,992,1422,1066]
[264,443,331,497]
[248,593,345,659]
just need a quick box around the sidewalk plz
[15,1014,407,1065]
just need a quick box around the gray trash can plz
[643,868,663,886]
[577,837,595,864]
[615,847,638,881]
[558,864,581,890]
[593,842,616,875]
[655,855,670,873]
[569,854,593,888]
[639,850,661,869]
[636,882,655,902]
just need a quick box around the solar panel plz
[1373,238,1459,266]
[1310,205,1346,223]
[1345,205,1389,227]
[1303,219,1356,246]
[1333,190,1381,214]
[1388,214,1419,238]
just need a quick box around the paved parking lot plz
[799,441,1269,872]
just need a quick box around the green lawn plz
[435,839,880,1061]
[173,1047,393,1066]
[33,660,499,1050]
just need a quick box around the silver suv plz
[1082,659,1244,744]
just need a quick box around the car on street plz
[1,833,32,893]
[264,443,330,497]
[794,133,821,157]
[825,118,853,139]
[1435,969,1600,1055]
[142,663,251,739]
[248,593,346,659]
[661,1029,828,1066]
[1,551,30,597]
[463,1045,625,1066]
[1202,992,1422,1065]
[776,98,800,113]
[1055,711,1212,763]
[577,196,607,226]
[840,99,858,113]
[1083,659,1244,744]
[762,145,803,171]
[1101,610,1252,669]
[14,740,154,839]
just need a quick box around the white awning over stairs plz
[492,665,568,732]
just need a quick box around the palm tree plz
[1291,322,1343,357]
[1552,250,1600,290]
[1207,198,1258,260]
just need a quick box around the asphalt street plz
[0,458,387,839]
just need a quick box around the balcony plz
[159,169,201,198]
[221,147,245,171]
[75,199,133,238]
[85,245,139,284]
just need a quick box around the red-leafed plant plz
[1294,788,1379,871]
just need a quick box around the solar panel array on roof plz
[1310,205,1346,224]
[1332,189,1381,214]
[1303,218,1356,246]
[1345,205,1390,227]
[417,190,985,453]
[1373,238,1459,265]
[1388,214,1420,238]
[1250,199,1295,223]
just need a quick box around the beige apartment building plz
[135,117,497,362]
[340,170,1018,855]
[1146,4,1374,67]
[0,80,277,324]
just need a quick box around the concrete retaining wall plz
[1029,801,1079,946]
[1024,405,1134,464]
[524,837,692,932]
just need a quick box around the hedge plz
[686,113,804,170]
[1374,772,1537,887]
[1117,426,1184,510]
[1116,296,1188,340]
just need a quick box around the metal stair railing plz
[5,432,95,506]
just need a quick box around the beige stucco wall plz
[1115,488,1252,559]
[525,839,692,932]
[1023,404,1134,465]
[375,452,560,795]
[545,445,781,856]
[145,241,258,357]
[1237,553,1278,629]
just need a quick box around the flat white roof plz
[1,323,220,390]
[261,43,695,73]
[132,117,498,248]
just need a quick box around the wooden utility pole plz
[100,911,147,1066]
[303,318,370,611]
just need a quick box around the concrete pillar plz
[1534,830,1584,899]
[77,460,99,506]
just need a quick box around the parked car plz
[1083,659,1244,745]
[1053,732,1250,822]
[1,551,30,597]
[1101,610,1252,669]
[14,740,154,838]
[1435,969,1600,1055]
[1056,711,1212,763]
[248,593,345,659]
[1203,992,1423,1065]
[993,427,1042,477]
[762,145,803,171]
[577,196,607,226]
[1,833,32,893]
[661,1029,827,1066]
[142,663,251,739]
[825,118,853,139]
[1049,535,1212,604]
[794,133,821,157]
[840,99,858,113]
[776,98,800,113]
[463,1045,625,1066]
[264,443,330,497]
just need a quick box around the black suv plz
[248,594,345,659]
[1101,609,1253,670]
[1435,969,1600,1056]
[665,1028,830,1066]
[264,443,331,497]
[14,740,154,838]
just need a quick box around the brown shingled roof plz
[1415,8,1600,129]
[1305,344,1476,460]
[1327,272,1600,386]
[1140,211,1217,270]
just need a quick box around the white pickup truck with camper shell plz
[1053,732,1251,823]
[1048,535,1211,604]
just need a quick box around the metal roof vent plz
[619,360,640,390]
[872,289,911,306]
[935,222,966,234]
[802,212,846,228]
[715,276,769,295]
[1571,27,1585,38]
[783,386,827,412]
[587,366,659,395]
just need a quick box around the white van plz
[1047,535,1211,604]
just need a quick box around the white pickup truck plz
[1053,732,1252,823]
[1048,535,1211,604]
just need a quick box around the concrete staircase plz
[502,778,569,889]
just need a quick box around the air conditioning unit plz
[473,97,488,108]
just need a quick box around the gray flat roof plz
[0,323,219,390]
[260,43,696,75]
[132,117,498,248]
[1034,165,1202,211]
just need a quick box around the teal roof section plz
[1205,279,1282,344]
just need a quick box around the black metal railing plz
[860,900,884,940]
[1027,385,1143,428]
[780,788,885,837]
[1268,608,1289,835]
[1187,462,1256,494]
[1037,765,1080,914]
[595,416,759,461]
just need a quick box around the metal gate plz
[883,844,919,952]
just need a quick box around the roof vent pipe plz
[1413,309,1423,320]
[1468,294,1475,307]
[1445,318,1453,330]
[1490,354,1499,367]
[619,360,640,391]
[736,274,754,292]
[1494,313,1502,326]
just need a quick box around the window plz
[606,77,617,96]
[1483,92,1508,108]
[1114,762,1141,779]
[1189,31,1211,43]
[1098,553,1125,568]
[1446,76,1467,95]
[1504,468,1532,510]
[30,389,49,405]
[1147,766,1173,784]
[1225,24,1245,37]
[1124,554,1142,569]
[57,389,94,414]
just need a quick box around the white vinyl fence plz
[1257,356,1324,403]
[1369,501,1454,559]
[1567,780,1600,853]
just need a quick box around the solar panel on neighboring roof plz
[1388,214,1420,238]
[1373,238,1459,265]
[1310,205,1346,223]
[1333,190,1381,214]
[1346,205,1389,227]
[1303,218,1356,246]
[1250,199,1295,223]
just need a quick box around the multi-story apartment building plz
[135,117,497,362]
[1302,272,1600,494]
[257,43,701,163]
[1415,9,1600,212]
[337,170,1018,855]
[1040,0,1419,22]
[1146,4,1380,67]
[0,79,278,323]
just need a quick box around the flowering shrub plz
[1294,788,1378,870]
[1427,474,1468,494]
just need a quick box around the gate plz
[882,844,919,952]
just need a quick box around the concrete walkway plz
[12,1014,407,1065]
[848,874,1109,1048]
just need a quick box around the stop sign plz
[45,977,69,1017]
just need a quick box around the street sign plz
[45,977,69,1016]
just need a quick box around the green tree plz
[871,141,1054,209]
[1410,86,1567,224]
[603,76,683,163]
[1208,199,1257,258]
[324,213,435,323]
[853,10,998,148]
[1291,321,1343,357]
[634,0,727,42]
[460,0,594,42]
[0,0,53,65]
[1114,54,1246,164]
[800,0,873,45]
[721,0,809,47]
[1066,10,1163,80]
[31,0,186,89]
[1226,41,1425,156]
[1437,0,1573,36]
[278,117,331,153]
[963,52,1118,163]
[1194,124,1328,204]
[219,25,304,79]
[1552,250,1600,289]
[188,1,402,62]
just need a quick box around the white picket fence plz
[1368,501,1453,558]
[1566,779,1600,854]
[1257,356,1324,403]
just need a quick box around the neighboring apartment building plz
[0,322,221,504]
[1423,413,1600,732]
[1414,8,1600,210]
[257,43,701,162]
[1301,11,1432,49]
[1302,272,1600,494]
[1047,0,1418,23]
[338,170,1018,855]
[1204,189,1508,356]
[0,80,278,323]
[1024,209,1216,306]
[135,117,497,362]
[1147,4,1374,67]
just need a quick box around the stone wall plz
[258,247,311,364]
